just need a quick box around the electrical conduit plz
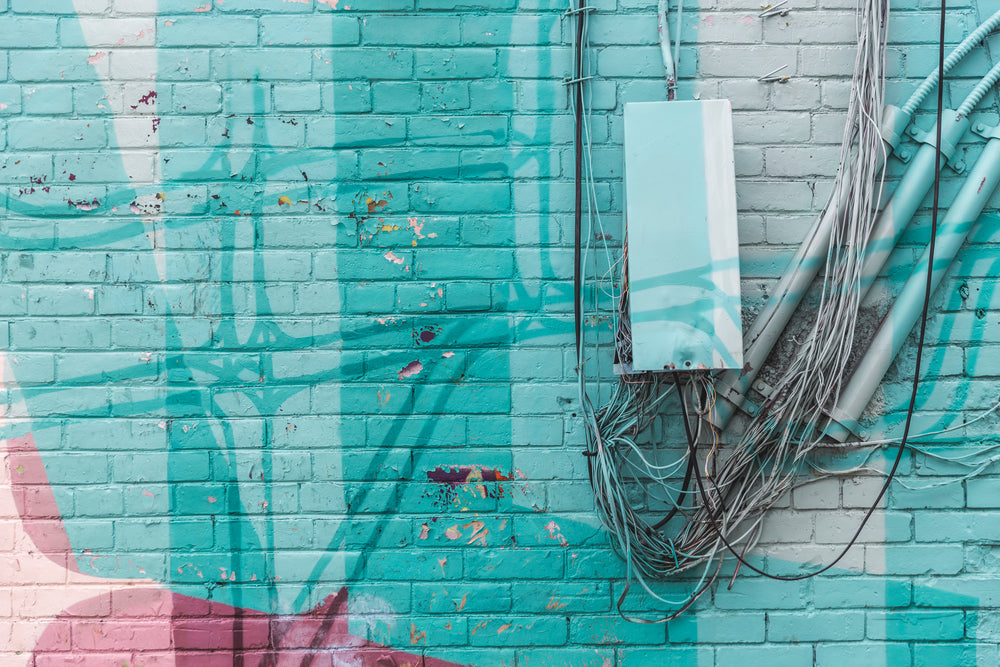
[824,76,1000,440]
[712,9,1000,429]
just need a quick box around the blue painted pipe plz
[824,123,1000,441]
[858,110,969,298]
[712,14,1000,430]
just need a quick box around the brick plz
[321,48,414,80]
[2,18,57,47]
[768,611,865,642]
[415,48,496,79]
[262,16,359,45]
[619,647,714,666]
[669,612,765,643]
[363,16,459,45]
[213,49,313,80]
[462,16,562,46]
[913,644,997,667]
[157,17,258,47]
[816,642,912,666]
[9,49,108,81]
[814,577,912,608]
[867,610,965,640]
[7,119,106,149]
[717,645,813,667]
[569,615,662,645]
[411,182,510,214]
[306,116,406,148]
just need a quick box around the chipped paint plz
[544,520,568,547]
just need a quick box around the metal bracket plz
[907,113,971,174]
[752,377,776,401]
[972,121,1000,141]
[881,104,912,160]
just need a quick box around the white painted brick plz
[765,145,841,177]
[700,45,800,77]
[792,477,841,509]
[764,11,859,44]
[733,111,812,143]
[771,78,821,109]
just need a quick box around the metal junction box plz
[623,99,743,372]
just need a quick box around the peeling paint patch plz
[367,196,388,214]
[87,51,107,65]
[414,325,441,344]
[131,90,157,109]
[544,520,569,547]
[426,465,509,486]
[383,251,405,265]
[69,198,101,212]
[464,520,489,546]
[398,360,423,380]
[130,192,164,216]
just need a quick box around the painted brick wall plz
[2,0,1000,664]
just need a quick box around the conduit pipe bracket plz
[906,109,971,174]
[882,104,912,156]
[971,120,1000,141]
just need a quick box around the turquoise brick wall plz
[2,0,1000,664]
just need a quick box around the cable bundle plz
[575,0,903,619]
[684,0,892,573]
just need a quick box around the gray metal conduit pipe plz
[824,59,1000,441]
[711,9,1000,430]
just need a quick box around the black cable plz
[671,0,947,582]
[573,1,585,362]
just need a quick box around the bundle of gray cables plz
[687,0,892,570]
[578,0,894,620]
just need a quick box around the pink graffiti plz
[32,586,465,665]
